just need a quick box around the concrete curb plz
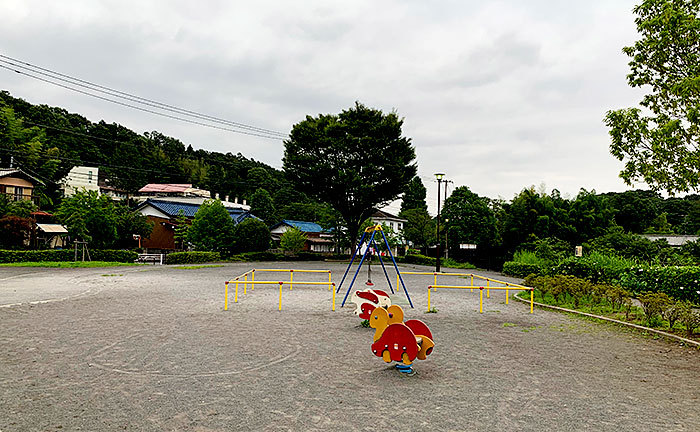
[514,294,700,348]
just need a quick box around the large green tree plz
[283,102,417,246]
[187,199,235,254]
[605,0,700,194]
[400,208,436,251]
[55,190,117,249]
[442,186,498,252]
[249,189,277,226]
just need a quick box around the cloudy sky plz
[1,0,647,214]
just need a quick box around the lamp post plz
[444,218,449,260]
[435,172,445,272]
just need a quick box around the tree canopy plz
[605,0,700,194]
[187,199,235,254]
[401,176,428,213]
[283,102,417,246]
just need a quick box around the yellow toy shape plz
[386,304,404,324]
[369,306,390,342]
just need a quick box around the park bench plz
[136,253,164,265]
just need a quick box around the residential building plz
[134,183,249,210]
[60,166,100,197]
[0,168,44,204]
[371,209,407,255]
[134,198,256,251]
[270,220,334,253]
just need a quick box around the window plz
[13,186,23,201]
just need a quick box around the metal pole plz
[436,176,442,272]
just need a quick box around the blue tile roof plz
[275,220,325,233]
[141,199,255,225]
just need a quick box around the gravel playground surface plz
[1,261,699,431]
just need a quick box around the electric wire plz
[0,61,287,140]
[0,54,287,138]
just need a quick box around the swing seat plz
[365,280,374,286]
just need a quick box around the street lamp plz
[435,172,445,272]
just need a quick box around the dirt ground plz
[1,261,699,431]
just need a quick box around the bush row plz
[502,261,543,278]
[165,251,221,264]
[505,254,700,305]
[0,249,138,263]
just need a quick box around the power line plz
[0,54,287,138]
[0,56,288,140]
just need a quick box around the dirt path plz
[1,262,698,431]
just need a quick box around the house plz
[0,167,44,204]
[134,183,249,210]
[60,166,100,197]
[134,198,256,251]
[270,220,335,253]
[371,209,407,255]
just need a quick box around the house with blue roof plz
[270,219,335,253]
[134,198,257,251]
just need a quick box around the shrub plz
[679,301,700,337]
[233,219,271,253]
[638,292,672,327]
[165,251,221,264]
[502,261,543,278]
[279,227,307,255]
[0,249,137,263]
[397,254,436,266]
[617,265,700,303]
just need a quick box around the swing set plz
[336,224,414,308]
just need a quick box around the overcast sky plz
[1,0,647,215]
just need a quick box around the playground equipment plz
[425,274,534,314]
[224,268,336,311]
[350,288,392,320]
[337,224,413,308]
[369,305,434,374]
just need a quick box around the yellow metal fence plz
[224,268,335,311]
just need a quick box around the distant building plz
[0,167,44,204]
[134,198,256,251]
[60,166,100,197]
[134,183,249,210]
[371,209,407,255]
[640,234,700,247]
[270,220,334,253]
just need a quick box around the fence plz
[424,273,534,314]
[224,268,335,311]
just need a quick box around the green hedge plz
[618,266,700,304]
[502,261,543,278]
[0,249,137,263]
[396,254,436,266]
[165,251,221,264]
[547,255,700,304]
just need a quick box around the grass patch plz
[101,274,123,277]
[174,265,225,269]
[425,307,439,314]
[502,322,518,328]
[0,261,140,268]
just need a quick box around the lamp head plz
[434,172,445,180]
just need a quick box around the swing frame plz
[336,224,414,308]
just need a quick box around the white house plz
[60,166,100,197]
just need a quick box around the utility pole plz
[434,173,445,272]
[443,179,453,260]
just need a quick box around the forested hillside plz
[0,90,296,211]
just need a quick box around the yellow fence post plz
[279,282,283,311]
[427,286,432,311]
[328,271,332,291]
[506,283,509,305]
[479,287,484,313]
[251,270,255,291]
[244,273,248,295]
[235,278,239,303]
[332,283,336,311]
[433,274,437,292]
[290,270,294,290]
[224,282,229,310]
[530,289,534,314]
[470,274,474,292]
[396,274,399,291]
[486,279,490,298]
